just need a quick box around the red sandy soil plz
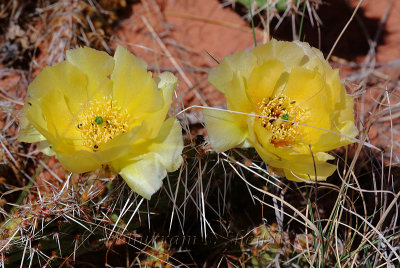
[346,0,400,162]
[349,0,400,63]
[113,0,264,108]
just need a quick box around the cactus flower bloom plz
[203,39,358,182]
[19,46,184,199]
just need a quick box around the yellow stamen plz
[257,96,306,147]
[77,97,129,151]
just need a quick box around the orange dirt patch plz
[350,0,400,63]
[113,0,264,108]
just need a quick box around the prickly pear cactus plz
[247,223,312,267]
[236,0,299,11]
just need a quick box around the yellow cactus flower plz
[203,39,358,182]
[18,46,184,199]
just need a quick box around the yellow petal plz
[28,62,88,114]
[252,118,308,156]
[209,51,257,114]
[294,41,334,79]
[37,141,56,156]
[111,46,162,116]
[247,59,285,105]
[313,94,358,151]
[283,67,331,143]
[95,120,158,164]
[283,66,326,105]
[279,152,335,181]
[283,160,336,182]
[251,134,335,182]
[57,150,102,173]
[20,97,58,147]
[147,117,183,172]
[251,140,283,167]
[139,72,178,139]
[208,60,232,95]
[18,111,46,143]
[66,46,114,78]
[66,46,114,102]
[296,43,342,111]
[252,144,336,182]
[252,39,305,69]
[119,154,167,199]
[25,91,83,154]
[247,117,285,165]
[110,118,183,172]
[208,50,257,94]
[226,72,254,113]
[248,115,335,180]
[25,65,87,149]
[322,69,343,111]
[203,108,248,152]
[156,71,177,99]
[40,87,81,142]
[96,133,142,163]
[65,124,150,167]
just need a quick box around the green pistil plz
[281,114,289,120]
[94,116,103,125]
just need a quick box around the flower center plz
[257,96,306,147]
[77,97,129,151]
